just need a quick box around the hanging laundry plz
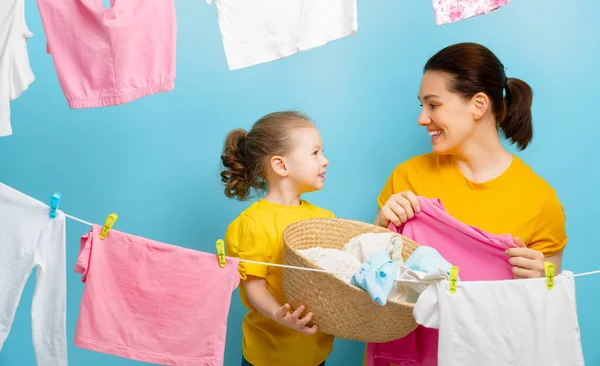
[35,0,176,109]
[206,0,358,70]
[414,271,585,365]
[393,266,451,304]
[0,0,35,136]
[0,183,67,366]
[74,225,240,366]
[367,196,519,366]
[432,0,514,26]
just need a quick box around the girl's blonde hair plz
[220,111,314,200]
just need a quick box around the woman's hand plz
[378,191,421,227]
[506,237,545,279]
[274,304,318,335]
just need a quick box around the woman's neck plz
[453,133,514,183]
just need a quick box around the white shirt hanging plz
[414,271,585,366]
[0,183,67,365]
[0,0,35,136]
[207,0,358,70]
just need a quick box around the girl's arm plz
[244,276,318,335]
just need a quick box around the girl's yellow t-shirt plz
[225,199,335,366]
[378,153,567,257]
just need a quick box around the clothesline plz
[59,210,600,280]
[64,213,93,226]
[60,210,427,284]
[574,270,600,277]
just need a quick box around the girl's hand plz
[506,237,545,279]
[378,191,421,227]
[274,304,318,335]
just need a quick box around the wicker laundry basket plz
[282,218,420,343]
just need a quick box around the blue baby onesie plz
[404,246,453,275]
[351,250,398,306]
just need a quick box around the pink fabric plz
[36,0,176,108]
[367,196,518,366]
[432,0,514,26]
[74,225,240,366]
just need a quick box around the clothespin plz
[449,265,459,294]
[49,192,62,219]
[544,261,555,290]
[100,213,118,240]
[216,239,226,268]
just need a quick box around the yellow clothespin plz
[216,239,226,268]
[544,261,555,290]
[100,213,118,240]
[449,265,459,294]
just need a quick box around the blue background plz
[1,0,598,365]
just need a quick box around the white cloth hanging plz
[414,271,585,366]
[0,183,67,366]
[0,0,35,136]
[207,0,358,70]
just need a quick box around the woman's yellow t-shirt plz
[378,153,567,257]
[225,199,335,366]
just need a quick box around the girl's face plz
[284,127,329,194]
[417,71,478,155]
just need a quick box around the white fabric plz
[299,246,361,283]
[0,0,35,136]
[392,266,450,303]
[207,0,358,70]
[0,183,67,365]
[414,271,585,366]
[300,232,446,303]
[342,232,404,266]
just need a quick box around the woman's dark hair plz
[424,42,533,150]
[220,111,314,200]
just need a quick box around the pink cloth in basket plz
[366,196,517,366]
[74,225,240,366]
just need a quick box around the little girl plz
[221,111,333,366]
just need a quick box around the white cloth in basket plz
[298,246,362,283]
[343,232,404,266]
[299,232,452,303]
[299,232,404,284]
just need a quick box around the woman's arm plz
[546,250,563,272]
[373,210,382,226]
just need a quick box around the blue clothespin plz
[49,192,62,219]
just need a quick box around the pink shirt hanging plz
[366,196,518,366]
[36,0,176,108]
[74,225,240,366]
[432,0,514,26]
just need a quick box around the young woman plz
[373,42,567,365]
